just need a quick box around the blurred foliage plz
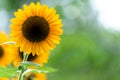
[1,0,120,80]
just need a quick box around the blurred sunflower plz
[26,73,46,80]
[0,78,8,80]
[0,31,9,43]
[14,73,46,80]
[13,47,49,67]
[10,2,63,55]
[0,31,15,67]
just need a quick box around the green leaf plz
[20,61,40,68]
[22,66,57,76]
[37,66,58,73]
[23,69,48,75]
[20,62,57,73]
[0,66,17,78]
[0,41,16,45]
[23,67,58,76]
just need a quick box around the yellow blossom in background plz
[0,31,15,67]
[13,47,49,67]
[26,73,46,80]
[10,2,63,55]
[0,31,9,43]
[14,73,46,80]
[0,78,8,80]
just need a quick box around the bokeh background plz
[0,0,120,80]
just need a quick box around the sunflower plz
[10,2,63,55]
[0,78,8,80]
[14,73,46,80]
[26,73,46,80]
[13,47,49,67]
[0,31,15,67]
[0,31,9,43]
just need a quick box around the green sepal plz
[17,65,27,72]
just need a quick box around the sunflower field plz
[0,0,120,80]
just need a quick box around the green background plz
[1,0,120,80]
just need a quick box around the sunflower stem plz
[18,53,29,80]
[23,53,29,62]
[18,70,24,80]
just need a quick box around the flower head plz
[0,78,8,80]
[26,73,46,80]
[0,31,15,67]
[10,2,63,55]
[14,73,46,80]
[13,47,49,67]
[0,31,9,43]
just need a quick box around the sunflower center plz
[19,51,37,61]
[26,76,32,80]
[0,46,4,58]
[27,74,35,80]
[27,78,31,80]
[22,16,50,42]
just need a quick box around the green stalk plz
[18,70,24,80]
[18,53,29,80]
[23,53,29,62]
